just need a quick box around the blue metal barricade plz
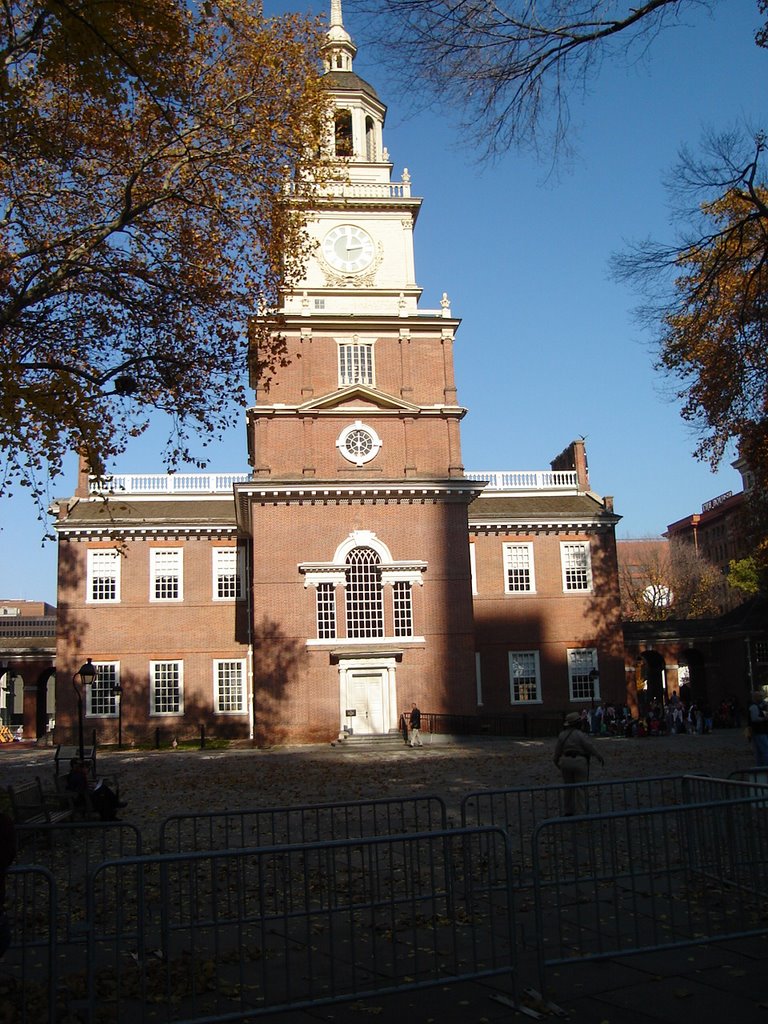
[3,864,58,1023]
[85,826,515,1022]
[159,794,448,853]
[15,820,142,943]
[531,796,768,996]
[461,774,699,884]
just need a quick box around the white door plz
[346,669,386,735]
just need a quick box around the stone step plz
[337,732,407,749]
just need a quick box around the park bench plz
[54,744,97,778]
[6,778,73,828]
[51,773,121,820]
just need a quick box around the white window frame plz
[392,580,413,638]
[316,582,337,640]
[508,651,542,704]
[212,547,243,601]
[336,420,382,467]
[213,659,246,714]
[87,549,121,603]
[150,660,184,716]
[503,542,536,594]
[338,339,375,387]
[86,662,119,717]
[469,542,477,596]
[560,541,593,593]
[150,548,183,603]
[567,648,599,702]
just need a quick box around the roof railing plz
[88,469,579,496]
[465,470,579,491]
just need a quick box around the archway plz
[36,668,56,740]
[679,648,708,708]
[636,650,666,710]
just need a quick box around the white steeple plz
[322,0,357,73]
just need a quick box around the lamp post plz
[113,681,123,750]
[72,658,97,763]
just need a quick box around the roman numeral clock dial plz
[322,224,375,273]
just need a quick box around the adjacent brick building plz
[50,3,626,747]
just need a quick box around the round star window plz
[337,420,382,466]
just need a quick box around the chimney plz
[76,452,91,498]
[551,439,589,490]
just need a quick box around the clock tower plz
[235,1,482,745]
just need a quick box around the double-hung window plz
[316,583,337,640]
[213,547,243,601]
[338,341,374,387]
[214,660,246,713]
[561,541,592,592]
[151,548,183,602]
[86,663,119,717]
[87,549,120,603]
[508,651,541,703]
[503,542,535,593]
[567,649,599,702]
[150,661,183,715]
[393,581,413,637]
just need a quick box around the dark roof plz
[322,70,380,101]
[58,497,237,530]
[623,595,767,645]
[469,492,617,525]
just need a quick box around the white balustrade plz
[465,470,579,490]
[89,473,250,495]
[89,470,578,495]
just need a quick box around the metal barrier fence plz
[531,795,768,996]
[7,778,768,1020]
[85,827,516,1023]
[460,774,700,884]
[159,794,448,853]
[3,864,58,1023]
[15,820,142,943]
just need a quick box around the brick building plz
[619,458,767,716]
[50,3,625,747]
[0,600,56,741]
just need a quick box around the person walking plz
[554,711,605,815]
[408,703,423,748]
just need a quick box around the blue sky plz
[2,0,765,605]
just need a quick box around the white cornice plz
[469,518,618,533]
[56,523,237,539]
[236,480,484,501]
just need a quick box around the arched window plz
[345,547,383,638]
[334,109,353,157]
[365,116,376,161]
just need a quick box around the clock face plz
[322,224,375,273]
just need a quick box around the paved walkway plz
[2,729,767,1022]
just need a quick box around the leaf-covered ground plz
[2,729,752,849]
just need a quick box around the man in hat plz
[554,712,605,815]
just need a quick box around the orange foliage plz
[0,0,332,506]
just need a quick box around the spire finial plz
[322,0,356,72]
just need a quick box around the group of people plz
[577,692,745,740]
